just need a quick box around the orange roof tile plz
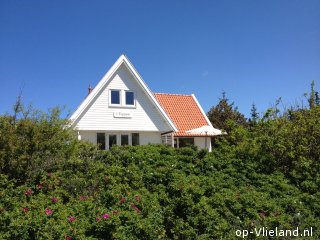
[154,93,212,136]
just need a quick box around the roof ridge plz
[153,92,192,96]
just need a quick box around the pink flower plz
[119,197,126,203]
[37,184,43,190]
[131,204,141,213]
[102,213,110,219]
[68,216,76,223]
[24,188,33,196]
[135,195,141,202]
[66,236,73,240]
[22,207,28,213]
[79,195,87,201]
[51,197,58,203]
[45,208,53,216]
[96,216,101,221]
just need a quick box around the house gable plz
[70,55,177,132]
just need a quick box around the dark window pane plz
[121,135,129,146]
[109,135,117,149]
[125,92,134,105]
[132,133,139,146]
[111,90,120,104]
[97,133,106,150]
[178,138,194,148]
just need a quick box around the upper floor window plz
[109,89,135,107]
[125,91,134,105]
[110,90,120,105]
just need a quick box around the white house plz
[69,55,222,152]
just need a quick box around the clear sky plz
[1,0,319,118]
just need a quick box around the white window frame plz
[105,132,140,149]
[109,89,121,106]
[109,90,136,108]
[124,91,136,107]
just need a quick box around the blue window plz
[125,91,134,105]
[111,90,120,104]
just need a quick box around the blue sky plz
[1,0,319,117]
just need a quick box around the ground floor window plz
[132,133,139,146]
[175,137,194,148]
[121,134,129,146]
[97,133,106,150]
[109,134,117,149]
[95,132,140,149]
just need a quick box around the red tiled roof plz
[154,93,212,136]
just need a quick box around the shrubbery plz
[0,104,320,239]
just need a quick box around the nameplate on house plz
[113,111,132,118]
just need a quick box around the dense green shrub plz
[1,105,320,239]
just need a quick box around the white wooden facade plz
[73,64,172,132]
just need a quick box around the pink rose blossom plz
[37,184,43,190]
[45,208,53,216]
[96,216,101,221]
[22,207,28,213]
[68,216,76,223]
[131,204,141,213]
[66,236,73,240]
[102,213,110,219]
[51,197,58,203]
[24,189,33,196]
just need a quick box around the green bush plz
[0,105,320,239]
